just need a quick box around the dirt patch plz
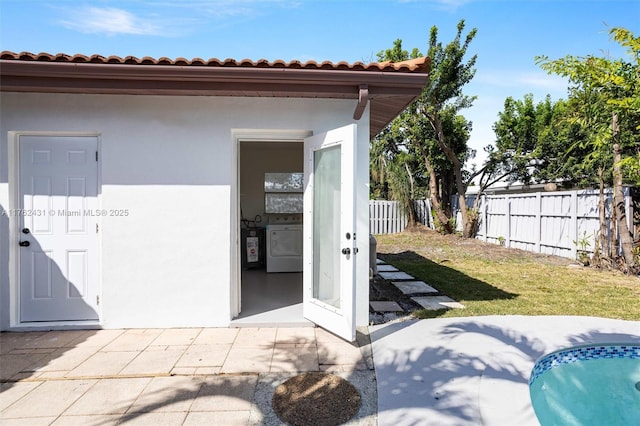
[272,372,361,426]
[379,224,574,267]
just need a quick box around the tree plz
[537,27,639,272]
[374,20,478,236]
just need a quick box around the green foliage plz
[536,27,640,187]
[372,20,478,236]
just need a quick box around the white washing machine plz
[266,224,303,272]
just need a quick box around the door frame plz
[230,129,312,319]
[8,131,103,328]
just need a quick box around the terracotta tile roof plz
[0,51,430,137]
[0,51,429,73]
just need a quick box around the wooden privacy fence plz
[370,188,634,261]
[472,188,633,259]
[369,199,432,234]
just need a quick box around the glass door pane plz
[312,145,341,309]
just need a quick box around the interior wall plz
[240,142,303,225]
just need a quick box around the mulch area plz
[272,372,362,426]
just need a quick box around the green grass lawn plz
[375,228,640,321]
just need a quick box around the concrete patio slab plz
[392,281,438,295]
[376,258,385,264]
[370,301,403,312]
[0,326,378,425]
[370,316,640,426]
[411,296,465,310]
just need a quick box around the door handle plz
[19,241,30,247]
[341,248,351,255]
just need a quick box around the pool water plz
[529,345,640,426]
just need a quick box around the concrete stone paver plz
[376,264,399,272]
[412,295,465,310]
[150,328,202,347]
[51,414,121,425]
[117,411,187,425]
[64,378,150,415]
[0,382,42,411]
[102,329,162,352]
[119,348,184,376]
[392,280,438,295]
[192,328,238,345]
[127,376,203,413]
[1,379,96,419]
[369,301,403,312]
[35,346,98,373]
[174,344,231,369]
[66,351,139,377]
[184,411,250,426]
[378,271,414,280]
[189,375,258,412]
[221,346,274,373]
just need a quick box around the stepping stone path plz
[370,258,464,315]
[378,271,414,280]
[370,301,403,312]
[412,296,465,310]
[376,264,399,272]
[392,281,438,295]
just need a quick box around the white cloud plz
[476,69,568,94]
[60,7,162,36]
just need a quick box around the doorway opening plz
[233,140,310,327]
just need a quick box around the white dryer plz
[266,224,303,272]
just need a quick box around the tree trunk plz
[403,162,417,227]
[422,151,452,233]
[613,141,636,266]
[430,114,475,237]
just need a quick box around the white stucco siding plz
[0,92,370,329]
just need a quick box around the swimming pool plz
[529,344,640,425]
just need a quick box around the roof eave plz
[0,60,429,138]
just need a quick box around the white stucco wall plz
[0,92,370,330]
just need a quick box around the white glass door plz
[303,124,357,341]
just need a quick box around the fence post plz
[570,191,578,260]
[535,192,541,253]
[506,195,512,247]
[482,194,488,242]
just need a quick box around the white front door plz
[303,124,357,341]
[18,135,100,322]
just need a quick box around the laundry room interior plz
[236,140,305,325]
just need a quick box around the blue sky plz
[1,0,638,167]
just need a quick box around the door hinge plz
[96,295,100,305]
[96,151,99,162]
[96,223,99,234]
